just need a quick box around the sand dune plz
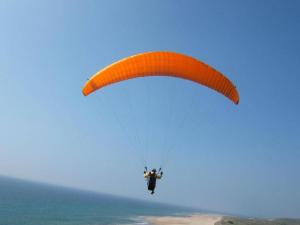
[145,214,222,225]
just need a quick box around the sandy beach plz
[145,214,222,225]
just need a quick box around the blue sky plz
[1,0,300,218]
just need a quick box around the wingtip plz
[82,88,88,96]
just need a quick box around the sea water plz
[0,176,196,225]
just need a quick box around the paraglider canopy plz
[82,51,239,104]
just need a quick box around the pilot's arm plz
[144,172,150,178]
[156,172,163,179]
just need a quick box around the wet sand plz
[145,214,222,225]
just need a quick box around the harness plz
[147,174,157,191]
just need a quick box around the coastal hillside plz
[217,217,300,225]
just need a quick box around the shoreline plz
[143,214,223,225]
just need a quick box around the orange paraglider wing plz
[82,51,239,104]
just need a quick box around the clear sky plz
[1,0,300,218]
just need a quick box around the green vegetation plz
[216,217,300,225]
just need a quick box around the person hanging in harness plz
[144,167,163,195]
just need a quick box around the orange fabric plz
[82,51,239,104]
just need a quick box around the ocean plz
[0,176,196,225]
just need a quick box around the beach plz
[145,214,222,225]
[145,215,300,225]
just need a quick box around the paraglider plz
[144,167,163,195]
[82,51,239,195]
[82,51,239,104]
